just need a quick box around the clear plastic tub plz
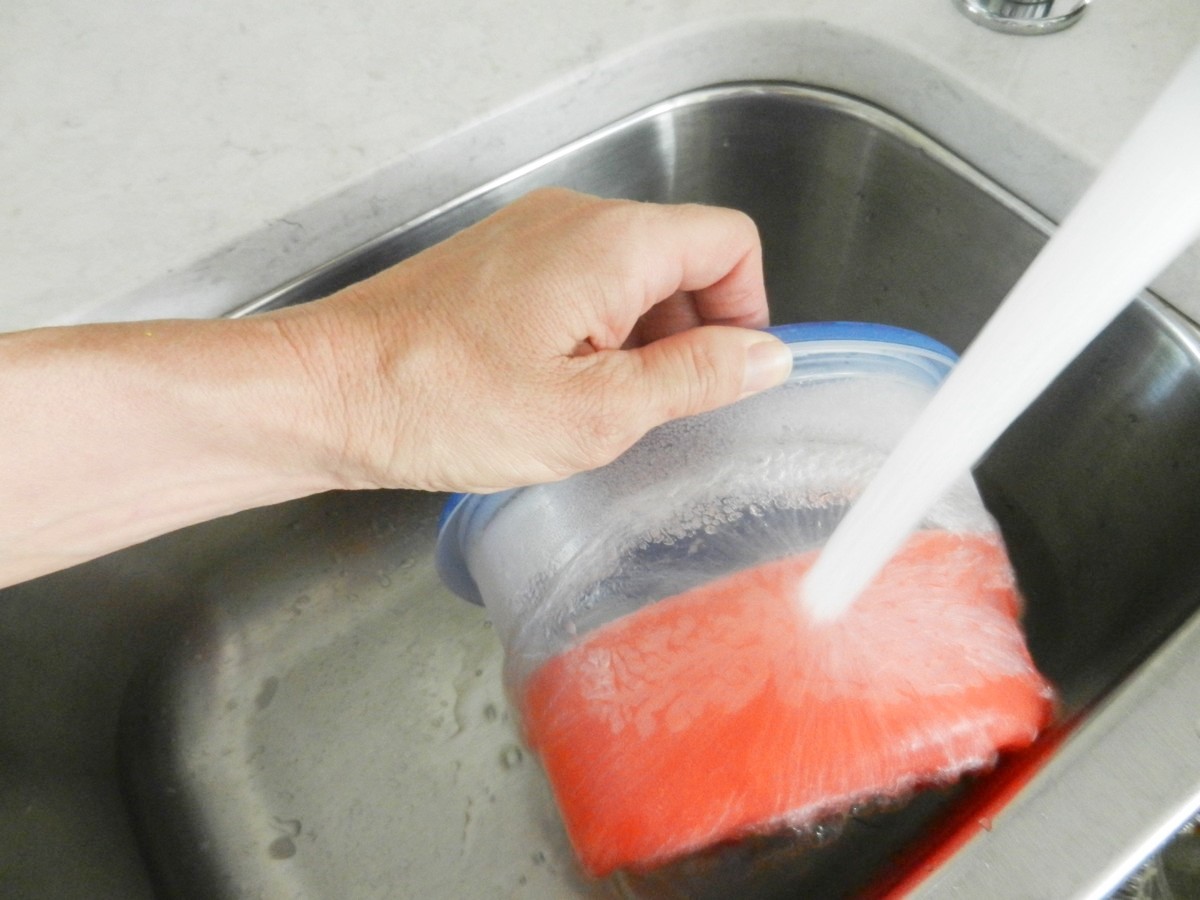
[434,322,1045,889]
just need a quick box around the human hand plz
[272,188,793,493]
[0,188,792,587]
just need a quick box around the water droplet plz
[500,745,524,770]
[255,677,279,711]
[268,817,302,859]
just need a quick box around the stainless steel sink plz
[5,83,1200,899]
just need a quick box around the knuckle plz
[519,185,582,211]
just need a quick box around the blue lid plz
[435,490,508,605]
[764,321,957,361]
[435,321,957,604]
[437,491,471,531]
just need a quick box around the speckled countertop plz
[3,0,1198,332]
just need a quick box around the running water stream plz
[802,47,1200,621]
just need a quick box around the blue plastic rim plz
[436,490,508,605]
[437,491,471,532]
[764,321,957,361]
[435,321,957,604]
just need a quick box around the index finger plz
[637,202,770,329]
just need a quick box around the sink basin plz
[5,83,1200,899]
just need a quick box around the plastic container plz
[433,322,1039,888]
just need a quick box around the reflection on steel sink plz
[5,84,1200,899]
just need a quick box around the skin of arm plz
[0,189,793,588]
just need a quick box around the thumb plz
[622,326,793,427]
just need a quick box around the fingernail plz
[741,337,793,396]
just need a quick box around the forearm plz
[0,314,347,587]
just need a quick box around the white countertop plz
[3,0,1198,332]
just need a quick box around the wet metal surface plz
[5,84,1200,898]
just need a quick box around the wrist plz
[259,294,429,493]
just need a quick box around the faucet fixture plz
[953,0,1089,35]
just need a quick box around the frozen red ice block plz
[520,530,1056,877]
